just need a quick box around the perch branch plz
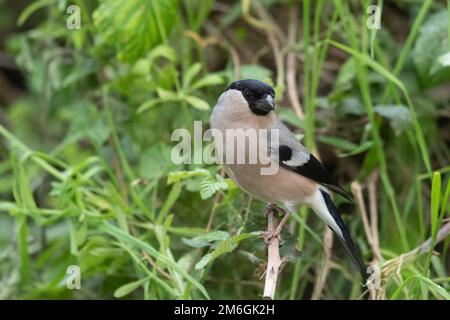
[263,204,287,299]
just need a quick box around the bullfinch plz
[210,79,367,279]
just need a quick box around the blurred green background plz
[0,0,449,299]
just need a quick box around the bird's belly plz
[224,163,317,206]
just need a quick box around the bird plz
[210,79,367,280]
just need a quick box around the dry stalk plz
[263,205,287,299]
[351,175,384,299]
[286,5,305,119]
[311,228,334,299]
[382,222,450,280]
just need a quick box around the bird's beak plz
[255,94,275,113]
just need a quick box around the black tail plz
[320,190,367,280]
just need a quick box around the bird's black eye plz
[244,90,253,100]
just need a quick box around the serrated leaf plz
[199,175,228,199]
[195,232,259,270]
[93,0,178,62]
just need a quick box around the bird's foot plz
[262,203,290,245]
[264,203,278,217]
[264,203,287,218]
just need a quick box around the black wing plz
[279,145,353,202]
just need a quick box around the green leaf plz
[157,182,181,224]
[191,74,224,91]
[318,136,357,151]
[183,231,230,248]
[17,0,57,26]
[0,201,18,212]
[339,141,374,158]
[183,63,202,90]
[430,172,441,240]
[328,40,406,91]
[157,87,178,101]
[413,10,450,84]
[149,45,177,64]
[199,175,228,199]
[137,99,164,113]
[114,277,149,298]
[139,144,179,179]
[328,39,431,173]
[373,105,412,134]
[184,96,210,111]
[438,51,450,67]
[333,58,356,93]
[100,223,210,299]
[167,169,210,185]
[391,275,450,300]
[195,232,259,270]
[239,64,272,82]
[93,0,178,62]
[18,215,31,285]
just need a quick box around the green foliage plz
[413,9,450,86]
[0,0,449,300]
[93,0,178,62]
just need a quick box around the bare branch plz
[263,205,285,300]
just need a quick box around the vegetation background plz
[0,0,449,300]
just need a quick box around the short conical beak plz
[255,94,275,113]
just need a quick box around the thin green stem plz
[382,0,433,102]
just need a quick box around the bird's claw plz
[264,203,287,218]
[264,203,278,216]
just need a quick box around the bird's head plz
[222,79,276,116]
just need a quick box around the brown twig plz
[286,5,305,119]
[351,178,384,299]
[142,251,172,280]
[263,204,287,299]
[351,181,374,248]
[311,228,334,299]
[368,171,382,261]
[252,0,285,91]
[203,21,241,81]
